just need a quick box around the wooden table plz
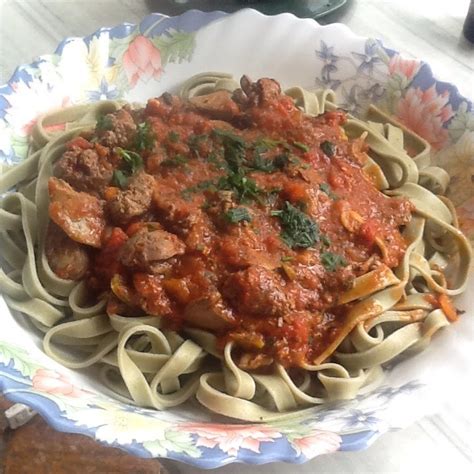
[0,1,473,473]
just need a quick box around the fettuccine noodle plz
[0,73,471,421]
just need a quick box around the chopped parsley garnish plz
[248,151,290,173]
[321,251,347,271]
[188,133,208,149]
[255,137,284,150]
[287,155,310,170]
[218,171,261,203]
[212,128,246,146]
[273,154,290,169]
[168,131,180,143]
[220,134,246,173]
[281,255,294,263]
[319,183,331,195]
[319,182,339,200]
[271,201,320,249]
[321,234,332,247]
[181,179,217,199]
[112,148,144,188]
[117,148,143,173]
[135,122,155,151]
[224,207,252,224]
[320,140,335,157]
[161,154,188,167]
[112,170,129,188]
[207,152,228,170]
[96,114,113,131]
[249,153,277,173]
[293,141,310,152]
[210,128,265,202]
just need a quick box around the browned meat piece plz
[189,90,240,120]
[184,292,235,330]
[97,108,137,148]
[48,177,106,248]
[107,171,155,224]
[119,228,185,271]
[232,76,282,109]
[44,223,90,280]
[223,265,291,317]
[54,147,113,196]
[218,233,279,270]
[153,187,199,234]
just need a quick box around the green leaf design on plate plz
[143,429,201,458]
[0,340,43,379]
[268,418,314,441]
[152,29,196,66]
[375,44,390,65]
[448,101,474,142]
[10,134,29,161]
[109,30,139,61]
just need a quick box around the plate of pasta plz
[0,9,472,469]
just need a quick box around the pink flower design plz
[32,369,90,398]
[122,35,162,88]
[388,54,421,82]
[395,85,454,150]
[181,423,282,457]
[290,430,342,459]
[6,78,71,136]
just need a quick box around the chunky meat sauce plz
[47,76,413,370]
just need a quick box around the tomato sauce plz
[48,77,413,370]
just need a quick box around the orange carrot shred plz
[438,293,459,322]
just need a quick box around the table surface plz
[0,0,473,473]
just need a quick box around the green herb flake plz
[168,131,180,143]
[293,141,310,152]
[181,179,217,198]
[271,201,320,249]
[201,200,212,211]
[319,182,339,200]
[320,140,336,157]
[181,190,193,201]
[321,251,347,271]
[135,122,155,152]
[321,234,332,247]
[112,170,129,189]
[161,154,188,167]
[281,256,294,263]
[224,207,252,224]
[255,137,284,149]
[117,148,143,174]
[212,128,246,146]
[212,128,249,173]
[218,172,261,203]
[188,134,208,149]
[273,154,290,169]
[207,153,228,170]
[249,153,276,173]
[96,115,113,131]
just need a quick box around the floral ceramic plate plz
[0,9,473,469]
